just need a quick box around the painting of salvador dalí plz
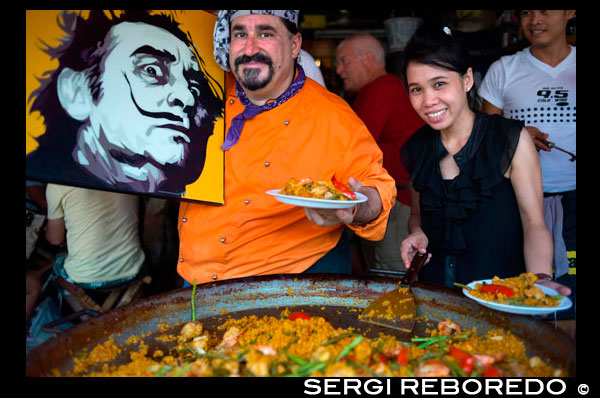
[26,10,225,204]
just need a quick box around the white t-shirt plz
[479,46,576,193]
[46,184,145,283]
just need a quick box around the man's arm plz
[45,218,66,246]
[480,99,503,115]
[481,99,551,151]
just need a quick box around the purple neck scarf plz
[222,65,306,150]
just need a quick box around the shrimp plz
[179,321,203,341]
[217,326,242,350]
[474,353,505,367]
[310,185,329,196]
[415,360,450,377]
[253,345,277,356]
[437,319,461,336]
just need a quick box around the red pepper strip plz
[396,347,408,366]
[461,356,475,375]
[480,284,515,298]
[331,176,357,200]
[424,359,447,368]
[449,346,470,361]
[449,346,474,375]
[482,365,502,377]
[289,311,311,321]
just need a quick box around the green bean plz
[412,333,469,349]
[191,279,197,322]
[454,283,472,290]
[444,358,466,377]
[417,336,449,349]
[286,361,327,377]
[322,332,357,346]
[183,342,200,359]
[284,336,299,351]
[286,352,307,365]
[335,335,364,362]
[155,365,173,377]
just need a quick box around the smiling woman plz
[398,25,571,297]
[26,10,224,199]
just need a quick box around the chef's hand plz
[305,178,381,226]
[524,126,551,151]
[535,279,572,297]
[305,177,361,226]
[400,229,431,269]
[305,205,355,226]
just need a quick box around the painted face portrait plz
[27,10,224,198]
[71,22,206,168]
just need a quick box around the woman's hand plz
[400,230,431,269]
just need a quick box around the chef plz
[177,10,396,285]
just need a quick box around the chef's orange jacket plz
[177,75,396,284]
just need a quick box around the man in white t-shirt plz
[45,184,145,287]
[479,10,575,319]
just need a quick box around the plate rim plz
[462,278,572,315]
[266,188,368,208]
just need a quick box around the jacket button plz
[265,161,270,167]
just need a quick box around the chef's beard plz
[234,53,274,91]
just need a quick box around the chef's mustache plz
[234,53,273,67]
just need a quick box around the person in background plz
[298,49,326,87]
[45,184,145,291]
[398,26,570,295]
[177,10,396,286]
[336,33,425,274]
[479,10,576,316]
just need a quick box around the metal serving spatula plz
[358,252,428,333]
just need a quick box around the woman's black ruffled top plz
[401,112,526,287]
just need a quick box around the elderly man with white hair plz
[336,33,425,275]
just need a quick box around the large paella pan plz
[25,274,575,377]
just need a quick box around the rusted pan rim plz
[26,274,575,376]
